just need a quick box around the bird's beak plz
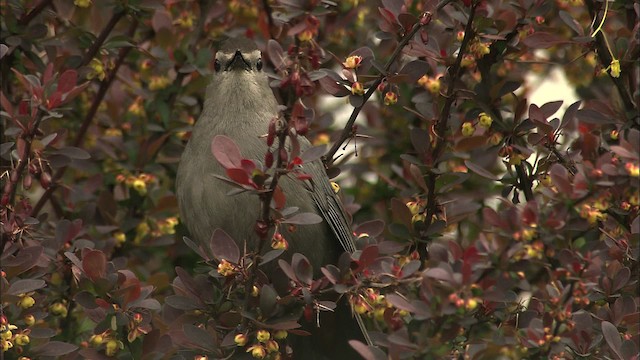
[225,50,252,71]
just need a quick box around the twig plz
[240,118,288,329]
[79,11,126,68]
[584,0,638,127]
[423,1,479,237]
[30,19,139,218]
[323,3,452,166]
[515,162,534,202]
[18,0,53,26]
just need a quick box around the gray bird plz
[176,37,366,359]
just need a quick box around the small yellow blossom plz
[465,298,480,311]
[105,339,120,356]
[456,31,465,42]
[148,76,171,91]
[87,58,106,81]
[406,201,420,215]
[104,128,123,137]
[331,182,340,193]
[351,295,371,314]
[411,213,426,224]
[270,233,288,250]
[461,122,475,136]
[113,231,126,246]
[18,295,35,309]
[234,333,248,346]
[351,81,364,95]
[174,11,195,29]
[89,334,104,347]
[609,59,620,78]
[625,162,639,177]
[74,0,92,8]
[297,30,314,42]
[158,217,178,235]
[384,91,398,106]
[23,315,35,327]
[134,221,150,244]
[461,54,475,68]
[132,178,147,195]
[128,97,145,116]
[488,132,503,146]
[273,330,288,340]
[217,259,236,276]
[478,112,493,128]
[247,345,266,359]
[265,340,279,353]
[256,330,270,343]
[610,129,619,140]
[343,55,363,69]
[49,302,68,317]
[471,42,490,58]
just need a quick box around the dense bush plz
[1,0,638,359]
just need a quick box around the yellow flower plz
[256,330,270,343]
[461,54,475,68]
[158,217,178,235]
[488,132,503,146]
[411,213,426,224]
[610,59,620,78]
[273,330,288,340]
[113,231,126,246]
[331,182,340,193]
[270,233,288,250]
[149,76,171,91]
[384,91,398,106]
[49,302,68,317]
[465,298,480,311]
[89,334,104,347]
[104,128,122,137]
[247,345,266,359]
[15,334,31,346]
[472,42,490,58]
[478,112,493,128]
[265,340,279,353]
[351,295,371,315]
[234,333,248,346]
[74,0,92,8]
[105,339,120,356]
[217,259,236,276]
[128,97,145,116]
[23,315,35,327]
[18,295,35,309]
[87,58,106,81]
[174,11,195,29]
[406,201,420,215]
[297,30,314,42]
[625,163,639,177]
[132,178,147,195]
[343,55,363,69]
[461,122,475,136]
[351,81,364,95]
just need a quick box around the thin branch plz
[584,0,638,127]
[78,11,127,68]
[423,2,479,237]
[323,2,456,166]
[240,118,288,330]
[18,0,53,26]
[515,162,534,202]
[30,19,139,218]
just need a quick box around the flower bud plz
[234,333,248,346]
[18,295,36,309]
[256,330,270,343]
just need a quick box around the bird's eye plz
[256,58,263,71]
[214,59,221,72]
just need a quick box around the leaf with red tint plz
[464,160,498,180]
[540,100,563,118]
[119,277,142,306]
[522,32,565,49]
[60,81,90,105]
[292,253,312,285]
[0,91,13,115]
[226,168,253,187]
[529,104,553,135]
[273,185,286,210]
[278,259,298,282]
[354,220,385,237]
[209,229,240,263]
[357,244,379,269]
[47,91,61,109]
[211,135,242,169]
[82,249,107,282]
[240,159,256,174]
[42,63,54,85]
[317,72,350,97]
[602,321,624,359]
[57,69,77,94]
[549,163,572,195]
[521,201,538,226]
[482,207,509,230]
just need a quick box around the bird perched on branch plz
[176,37,367,359]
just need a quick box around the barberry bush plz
[1,0,638,359]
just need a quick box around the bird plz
[176,37,366,359]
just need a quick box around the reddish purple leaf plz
[292,253,312,285]
[57,69,77,94]
[549,163,572,195]
[602,321,624,359]
[522,32,565,48]
[349,340,387,360]
[8,279,46,295]
[354,220,385,237]
[82,250,107,282]
[211,135,242,169]
[209,229,240,263]
[226,168,252,186]
[464,160,499,180]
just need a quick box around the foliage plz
[1,0,638,359]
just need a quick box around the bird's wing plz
[297,138,372,346]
